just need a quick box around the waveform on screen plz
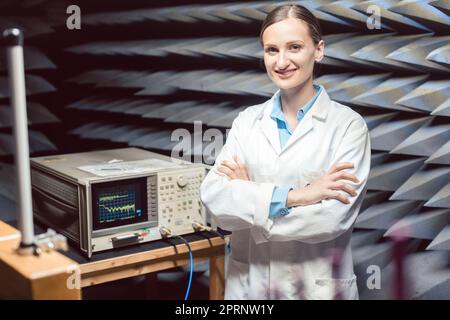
[99,203,136,214]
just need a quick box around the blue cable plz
[175,235,193,300]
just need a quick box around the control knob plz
[177,175,188,188]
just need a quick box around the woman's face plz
[262,17,324,91]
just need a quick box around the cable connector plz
[192,221,230,247]
[192,221,212,232]
[159,226,173,238]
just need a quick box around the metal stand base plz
[15,242,39,256]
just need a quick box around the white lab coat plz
[200,87,371,300]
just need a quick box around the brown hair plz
[259,4,323,77]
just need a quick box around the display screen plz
[92,177,148,230]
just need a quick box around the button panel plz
[147,175,158,225]
[157,168,206,233]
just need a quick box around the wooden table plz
[1,220,226,299]
[70,233,226,300]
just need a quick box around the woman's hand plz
[217,156,250,181]
[287,162,360,207]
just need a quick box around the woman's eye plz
[265,47,277,54]
[290,45,302,51]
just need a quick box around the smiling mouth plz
[275,69,297,77]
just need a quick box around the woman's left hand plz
[217,156,250,181]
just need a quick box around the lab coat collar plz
[258,84,330,155]
[270,84,322,123]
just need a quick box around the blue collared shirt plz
[269,84,323,219]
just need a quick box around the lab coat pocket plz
[313,274,358,300]
[296,168,326,188]
[225,258,250,300]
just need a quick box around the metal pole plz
[3,28,35,250]
[391,231,408,300]
[330,248,343,300]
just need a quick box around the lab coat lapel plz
[258,97,282,155]
[280,113,314,153]
[280,87,330,155]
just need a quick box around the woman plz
[200,5,371,300]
